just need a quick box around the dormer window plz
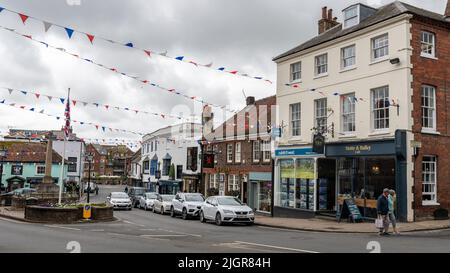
[344,6,359,28]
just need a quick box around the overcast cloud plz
[0,0,446,145]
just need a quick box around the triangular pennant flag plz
[218,67,225,71]
[160,50,167,56]
[20,106,26,109]
[144,50,151,57]
[9,103,15,107]
[86,34,95,44]
[35,93,40,99]
[43,21,52,32]
[95,125,99,130]
[19,14,29,24]
[175,56,184,61]
[189,61,198,66]
[204,62,213,68]
[56,117,60,120]
[102,126,106,132]
[21,91,27,95]
[93,103,99,107]
[39,110,44,114]
[72,100,77,106]
[65,28,74,39]
[8,89,13,95]
[105,105,109,110]
[40,41,49,47]
[0,99,5,104]
[125,43,134,48]
[23,34,32,39]
[134,110,139,114]
[82,102,88,107]
[47,95,53,101]
[29,108,35,112]
[60,98,65,104]
[0,7,4,13]
[229,71,238,74]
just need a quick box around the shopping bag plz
[375,217,384,229]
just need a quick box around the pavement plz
[1,185,450,253]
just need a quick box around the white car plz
[139,192,159,211]
[200,196,255,226]
[170,193,205,220]
[107,192,132,210]
[153,195,175,215]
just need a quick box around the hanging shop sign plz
[312,133,325,154]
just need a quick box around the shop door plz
[317,159,336,212]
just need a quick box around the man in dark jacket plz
[377,188,391,235]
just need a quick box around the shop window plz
[371,86,390,130]
[257,181,272,213]
[422,156,437,204]
[209,174,218,189]
[36,166,46,175]
[227,175,240,192]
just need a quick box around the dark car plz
[127,187,148,208]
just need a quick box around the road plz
[1,185,450,253]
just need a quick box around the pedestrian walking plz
[95,186,99,196]
[388,189,400,235]
[124,186,128,193]
[376,188,391,236]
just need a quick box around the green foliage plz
[168,164,176,180]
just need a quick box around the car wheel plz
[160,207,164,215]
[170,207,176,218]
[199,211,206,223]
[215,212,223,226]
[182,208,189,220]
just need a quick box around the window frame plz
[235,142,241,163]
[420,31,436,58]
[371,34,389,61]
[315,54,328,76]
[314,98,328,132]
[341,93,356,133]
[343,5,359,29]
[371,86,390,131]
[253,140,261,163]
[341,45,356,69]
[290,103,301,137]
[262,140,271,163]
[290,61,302,82]
[227,143,233,164]
[421,85,437,132]
[36,165,46,175]
[422,155,437,205]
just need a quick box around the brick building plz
[202,95,276,214]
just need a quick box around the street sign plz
[83,204,92,219]
[272,127,281,138]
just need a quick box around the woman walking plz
[388,190,400,235]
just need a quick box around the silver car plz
[107,192,132,210]
[139,192,159,211]
[200,196,255,226]
[153,195,175,215]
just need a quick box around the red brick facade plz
[410,16,450,220]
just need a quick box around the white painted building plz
[273,3,417,221]
[141,123,202,194]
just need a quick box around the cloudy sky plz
[0,0,446,146]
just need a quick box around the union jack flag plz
[64,93,71,139]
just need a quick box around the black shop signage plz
[326,140,395,157]
[338,199,363,223]
[312,133,325,154]
[202,153,215,168]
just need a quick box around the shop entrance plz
[317,159,336,212]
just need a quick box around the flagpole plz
[58,88,70,205]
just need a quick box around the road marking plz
[214,243,274,253]
[123,220,145,227]
[234,241,319,253]
[45,225,81,231]
[0,216,31,225]
[140,234,188,238]
[90,229,105,232]
[158,228,202,237]
[257,226,318,234]
[139,228,158,231]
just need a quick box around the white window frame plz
[371,86,390,131]
[290,61,302,82]
[314,98,328,132]
[341,45,356,69]
[343,5,359,29]
[422,156,438,205]
[371,34,389,61]
[341,93,356,133]
[209,173,218,189]
[262,140,271,163]
[227,175,240,192]
[421,31,436,58]
[290,103,301,137]
[227,143,233,163]
[235,142,241,163]
[253,141,261,163]
[36,165,46,175]
[422,85,436,132]
[315,54,328,76]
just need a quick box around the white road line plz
[158,228,202,237]
[234,241,319,253]
[90,229,105,232]
[140,234,188,237]
[123,220,145,227]
[0,217,31,225]
[139,228,158,231]
[215,243,274,253]
[45,225,81,231]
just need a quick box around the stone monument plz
[36,132,60,194]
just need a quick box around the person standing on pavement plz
[124,186,128,194]
[95,185,99,196]
[388,190,400,235]
[377,188,391,236]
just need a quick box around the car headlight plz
[223,210,234,214]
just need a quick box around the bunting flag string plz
[0,86,186,120]
[0,25,240,113]
[0,6,273,85]
[0,98,145,136]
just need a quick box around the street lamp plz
[0,148,7,194]
[85,153,94,204]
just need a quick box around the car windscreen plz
[134,189,146,195]
[161,195,175,202]
[146,193,158,199]
[217,197,243,206]
[185,195,204,202]
[111,193,129,199]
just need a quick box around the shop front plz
[247,172,272,214]
[326,134,408,221]
[150,180,182,195]
[182,173,201,193]
[273,147,322,218]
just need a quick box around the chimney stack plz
[246,96,256,106]
[318,6,340,34]
[445,0,450,19]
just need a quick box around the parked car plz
[153,194,175,215]
[139,192,159,211]
[84,183,98,193]
[107,192,132,210]
[170,193,205,220]
[127,187,147,208]
[200,196,255,226]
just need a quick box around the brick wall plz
[410,17,450,220]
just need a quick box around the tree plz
[168,164,176,180]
